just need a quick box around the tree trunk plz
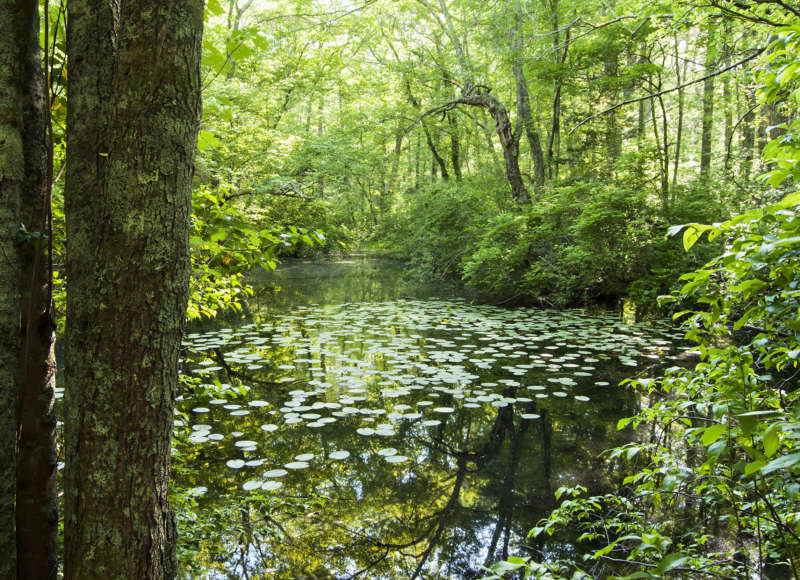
[740,83,757,180]
[604,55,621,169]
[722,25,733,175]
[425,125,449,181]
[390,122,403,187]
[15,1,58,578]
[1,2,58,578]
[513,59,545,188]
[414,130,421,189]
[448,113,462,181]
[458,92,529,203]
[0,3,24,575]
[672,33,686,190]
[546,0,565,181]
[700,28,716,180]
[510,0,544,189]
[63,1,203,578]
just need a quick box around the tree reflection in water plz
[173,259,683,578]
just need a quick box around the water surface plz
[174,258,682,578]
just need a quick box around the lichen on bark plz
[63,1,203,578]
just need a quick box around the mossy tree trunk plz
[0,3,24,575]
[0,2,58,578]
[63,1,203,578]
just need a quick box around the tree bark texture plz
[63,1,203,578]
[0,2,58,578]
[0,3,24,575]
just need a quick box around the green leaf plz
[198,131,220,152]
[683,225,707,251]
[761,452,800,475]
[763,424,780,457]
[657,553,688,574]
[489,559,527,573]
[738,414,758,438]
[772,191,800,211]
[707,438,727,459]
[206,0,224,15]
[745,460,766,476]
[701,424,726,446]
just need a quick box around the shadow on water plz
[173,258,684,579]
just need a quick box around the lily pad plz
[263,469,288,478]
[284,461,309,470]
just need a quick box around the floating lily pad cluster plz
[178,300,682,492]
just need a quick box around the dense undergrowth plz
[379,175,734,312]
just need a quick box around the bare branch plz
[569,47,766,136]
[705,0,787,26]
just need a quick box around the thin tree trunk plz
[513,59,545,188]
[405,79,449,182]
[482,110,496,153]
[425,125,449,181]
[316,94,324,196]
[511,0,544,189]
[655,94,670,208]
[414,130,421,189]
[15,0,58,577]
[1,2,58,578]
[390,122,403,187]
[722,25,733,177]
[740,83,757,180]
[64,1,203,578]
[448,113,462,181]
[605,55,621,168]
[672,33,686,190]
[700,27,716,180]
[547,6,568,182]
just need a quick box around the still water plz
[173,259,684,579]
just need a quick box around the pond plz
[173,258,685,579]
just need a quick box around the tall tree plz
[63,1,203,577]
[0,4,24,576]
[700,25,716,179]
[511,0,545,188]
[1,2,58,578]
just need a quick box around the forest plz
[2,0,800,578]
